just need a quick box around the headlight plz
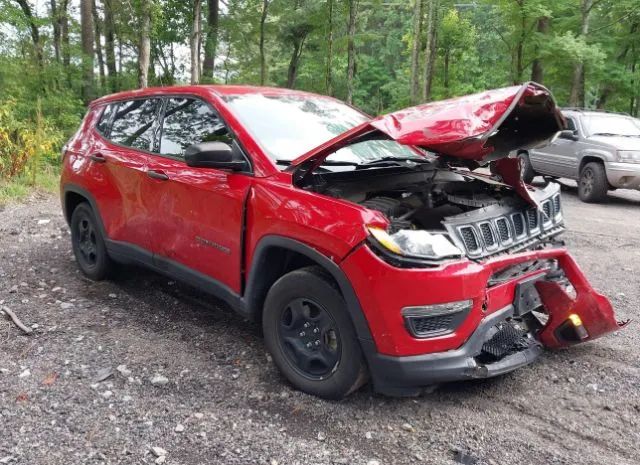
[618,151,640,164]
[367,227,463,261]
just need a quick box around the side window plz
[109,99,161,151]
[159,97,232,158]
[96,104,116,135]
[566,117,577,133]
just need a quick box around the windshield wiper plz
[591,132,624,137]
[276,159,360,167]
[357,157,430,168]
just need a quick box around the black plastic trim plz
[364,306,543,396]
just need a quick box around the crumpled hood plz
[289,82,565,170]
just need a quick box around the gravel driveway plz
[1,182,639,465]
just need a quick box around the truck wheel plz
[578,162,608,203]
[517,152,536,184]
[70,202,114,280]
[263,266,368,400]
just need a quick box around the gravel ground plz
[0,182,639,465]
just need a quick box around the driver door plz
[141,96,253,294]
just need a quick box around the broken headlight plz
[367,227,464,262]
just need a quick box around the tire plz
[70,202,114,280]
[578,162,608,203]
[263,266,368,399]
[517,152,536,184]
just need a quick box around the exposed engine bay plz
[302,163,565,263]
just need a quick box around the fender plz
[243,236,375,346]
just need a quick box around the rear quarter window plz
[95,104,116,136]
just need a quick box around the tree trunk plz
[569,0,595,107]
[80,0,95,102]
[61,0,70,68]
[259,0,269,85]
[410,0,424,104]
[325,0,334,95]
[104,0,117,91]
[286,37,306,89]
[92,0,106,90]
[138,0,151,88]
[530,16,549,83]
[190,0,202,84]
[346,0,359,104]
[50,0,61,62]
[15,0,43,67]
[444,49,450,96]
[202,0,219,79]
[423,0,437,101]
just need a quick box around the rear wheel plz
[517,152,536,184]
[263,267,367,399]
[70,203,114,280]
[578,162,608,203]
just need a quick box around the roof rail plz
[561,107,631,116]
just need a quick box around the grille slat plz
[512,213,525,237]
[542,201,552,222]
[526,209,539,231]
[480,223,495,247]
[460,226,479,253]
[496,218,510,242]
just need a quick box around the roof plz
[90,84,323,106]
[562,107,630,117]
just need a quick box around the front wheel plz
[578,162,608,203]
[263,267,368,399]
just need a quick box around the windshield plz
[224,93,423,167]
[582,114,640,137]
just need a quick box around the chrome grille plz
[445,191,564,259]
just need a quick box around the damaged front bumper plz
[358,248,628,397]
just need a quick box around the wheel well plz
[245,246,339,323]
[579,156,604,173]
[64,191,88,224]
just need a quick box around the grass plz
[0,166,59,205]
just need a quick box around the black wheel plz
[578,162,608,203]
[70,202,113,280]
[263,267,367,399]
[517,152,536,184]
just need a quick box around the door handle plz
[89,153,107,163]
[147,169,169,181]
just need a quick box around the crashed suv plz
[60,82,625,399]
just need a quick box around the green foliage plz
[1,0,640,191]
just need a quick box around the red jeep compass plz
[60,82,625,399]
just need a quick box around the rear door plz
[529,116,580,178]
[90,98,161,252]
[141,96,253,294]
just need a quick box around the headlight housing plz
[367,227,464,264]
[618,150,640,164]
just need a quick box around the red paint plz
[61,84,622,362]
[289,82,564,171]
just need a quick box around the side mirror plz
[558,130,578,141]
[185,142,246,171]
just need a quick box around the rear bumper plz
[606,162,640,189]
[364,306,543,396]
